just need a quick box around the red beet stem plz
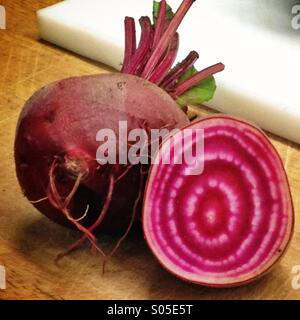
[153,0,167,48]
[161,50,199,90]
[121,17,136,73]
[171,62,225,97]
[148,33,179,85]
[142,0,196,79]
[125,17,153,75]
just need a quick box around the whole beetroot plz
[15,74,189,254]
[15,0,224,260]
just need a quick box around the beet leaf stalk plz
[121,0,225,111]
[121,17,136,73]
[161,50,199,90]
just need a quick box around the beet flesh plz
[143,115,294,287]
[15,73,189,234]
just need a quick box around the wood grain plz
[0,0,299,300]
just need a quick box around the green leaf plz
[153,1,174,25]
[178,66,198,82]
[176,76,217,107]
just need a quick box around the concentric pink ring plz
[143,115,294,287]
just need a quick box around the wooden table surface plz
[0,0,299,300]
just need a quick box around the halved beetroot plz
[143,115,294,287]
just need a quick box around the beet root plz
[143,115,294,287]
[14,73,189,249]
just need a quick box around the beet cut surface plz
[143,115,294,287]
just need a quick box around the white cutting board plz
[37,0,300,143]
